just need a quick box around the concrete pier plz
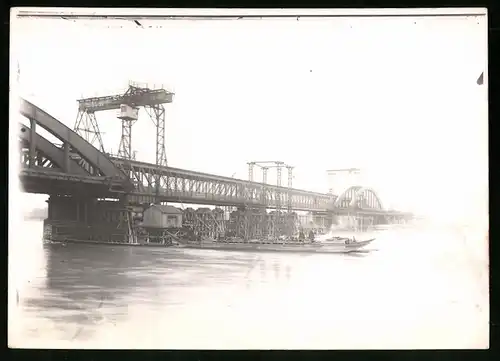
[43,195,132,243]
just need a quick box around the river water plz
[9,220,489,349]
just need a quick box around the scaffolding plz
[246,161,295,239]
[182,207,227,240]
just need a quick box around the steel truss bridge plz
[17,97,411,219]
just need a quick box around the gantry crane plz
[74,81,174,167]
[247,160,294,211]
[247,161,295,238]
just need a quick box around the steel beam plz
[77,88,173,112]
[117,118,136,160]
[248,163,254,182]
[19,98,127,180]
[74,109,105,152]
[144,104,168,168]
[63,142,70,173]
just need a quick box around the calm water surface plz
[9,221,488,349]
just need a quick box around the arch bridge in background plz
[334,186,384,210]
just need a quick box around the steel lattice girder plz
[20,98,126,179]
[19,167,128,196]
[19,148,57,169]
[111,158,334,212]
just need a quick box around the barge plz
[46,235,374,254]
[180,237,375,254]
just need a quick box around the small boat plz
[322,236,353,243]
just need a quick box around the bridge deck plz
[111,157,333,211]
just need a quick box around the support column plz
[76,199,80,222]
[84,200,88,224]
[153,105,167,167]
[262,167,268,184]
[63,142,71,173]
[120,195,136,244]
[248,162,254,182]
[144,104,166,201]
[29,118,36,167]
[154,181,162,205]
[47,197,53,220]
[261,167,268,205]
[287,166,293,213]
[74,110,105,152]
[118,118,134,160]
[275,162,283,237]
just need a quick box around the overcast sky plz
[12,14,488,223]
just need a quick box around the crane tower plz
[74,81,174,167]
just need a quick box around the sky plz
[11,13,488,223]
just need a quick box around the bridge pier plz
[334,212,381,232]
[223,208,299,241]
[320,213,334,233]
[43,195,134,244]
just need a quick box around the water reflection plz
[19,242,312,342]
[9,222,489,349]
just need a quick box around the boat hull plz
[45,238,375,254]
[181,239,374,254]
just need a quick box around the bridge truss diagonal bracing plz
[111,157,334,212]
[19,123,89,176]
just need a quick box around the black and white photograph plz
[9,8,489,349]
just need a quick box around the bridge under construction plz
[17,82,412,246]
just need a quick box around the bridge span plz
[17,97,412,244]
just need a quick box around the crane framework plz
[247,161,296,238]
[74,81,174,167]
